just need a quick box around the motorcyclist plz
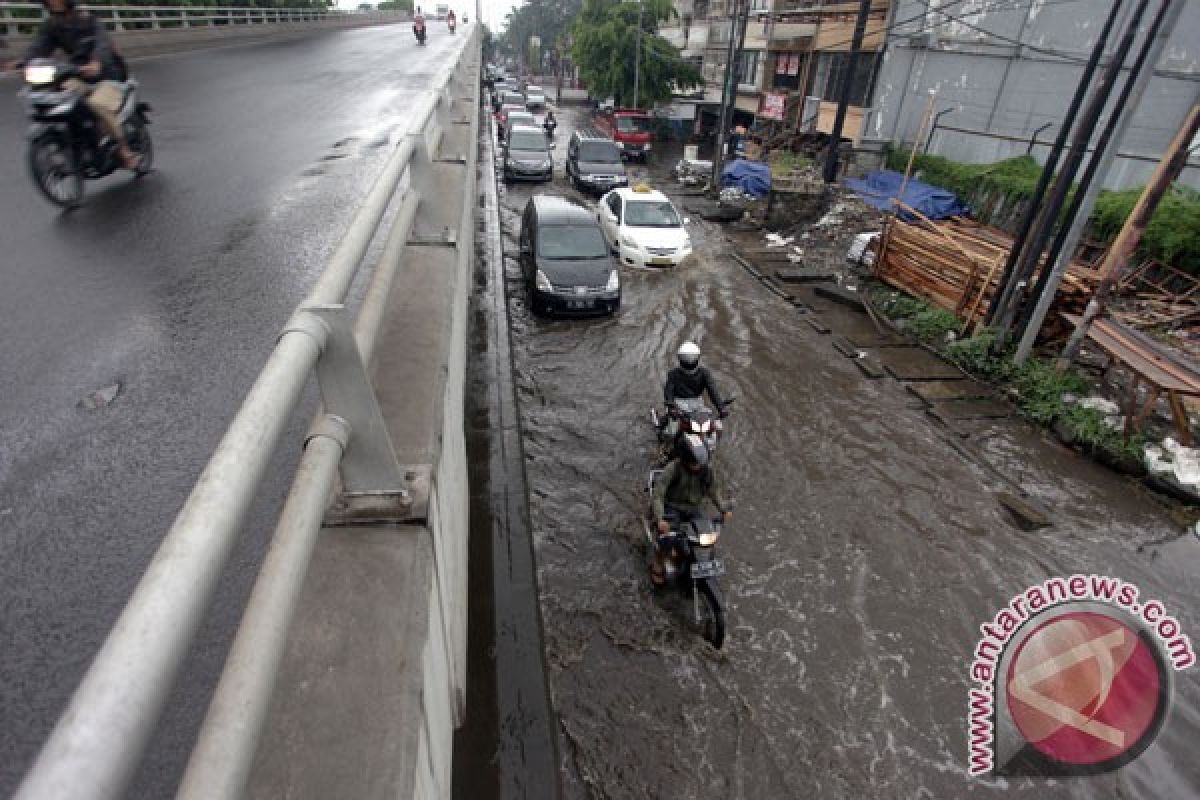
[446,9,457,31]
[412,7,426,40]
[661,341,727,440]
[7,0,141,170]
[542,110,556,135]
[649,433,732,586]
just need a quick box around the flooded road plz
[491,103,1199,798]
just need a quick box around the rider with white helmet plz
[661,340,727,439]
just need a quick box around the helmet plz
[678,433,710,469]
[677,341,701,372]
[42,0,75,12]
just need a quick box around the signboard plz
[760,92,787,121]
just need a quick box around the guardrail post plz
[293,306,428,521]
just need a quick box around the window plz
[578,142,621,162]
[615,116,653,134]
[538,225,609,259]
[737,51,761,87]
[508,131,548,151]
[624,201,682,228]
[818,51,879,107]
[606,193,622,218]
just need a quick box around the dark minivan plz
[566,128,629,194]
[520,195,620,316]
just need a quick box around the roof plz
[611,186,669,203]
[530,194,598,226]
[573,127,615,143]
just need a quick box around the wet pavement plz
[489,102,1200,798]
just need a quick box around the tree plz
[571,0,700,108]
[377,0,412,9]
[499,0,582,72]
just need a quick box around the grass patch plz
[770,149,813,177]
[870,291,959,344]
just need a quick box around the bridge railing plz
[0,3,406,36]
[15,25,479,800]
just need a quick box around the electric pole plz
[712,0,749,189]
[822,0,873,184]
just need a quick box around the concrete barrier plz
[244,36,479,800]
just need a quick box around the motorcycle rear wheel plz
[127,115,154,176]
[29,134,83,209]
[695,580,725,649]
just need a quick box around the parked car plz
[502,124,554,183]
[566,128,629,194]
[500,110,537,141]
[596,185,692,268]
[495,104,527,139]
[520,194,620,316]
[593,108,653,161]
[524,85,547,109]
[491,86,523,112]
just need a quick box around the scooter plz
[643,470,726,649]
[19,59,153,209]
[651,396,734,463]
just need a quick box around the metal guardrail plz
[15,27,479,800]
[0,3,405,35]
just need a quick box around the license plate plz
[690,559,724,579]
[567,299,594,310]
[650,257,673,266]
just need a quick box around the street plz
[492,102,1200,798]
[0,23,466,797]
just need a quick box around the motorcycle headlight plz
[605,269,619,291]
[698,531,720,547]
[535,269,553,292]
[643,142,653,151]
[25,65,57,86]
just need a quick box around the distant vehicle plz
[596,185,692,269]
[520,194,620,317]
[502,124,554,184]
[566,128,628,194]
[500,110,536,142]
[524,85,547,109]
[435,3,449,19]
[594,108,653,161]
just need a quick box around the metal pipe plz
[984,0,1125,327]
[1015,0,1180,362]
[1026,121,1053,155]
[925,106,954,153]
[14,330,323,800]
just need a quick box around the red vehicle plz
[594,108,653,161]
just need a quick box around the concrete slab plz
[844,332,908,348]
[813,284,867,311]
[855,356,887,379]
[928,398,1013,421]
[831,336,863,358]
[878,348,964,381]
[995,492,1054,531]
[907,380,997,404]
[807,317,831,334]
[775,268,837,284]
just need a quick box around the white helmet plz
[677,341,701,372]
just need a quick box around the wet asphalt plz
[0,25,469,797]
[490,102,1200,798]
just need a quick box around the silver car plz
[525,85,547,109]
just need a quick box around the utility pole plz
[992,0,1151,340]
[1058,103,1200,368]
[1015,0,1183,364]
[821,0,873,184]
[712,0,749,189]
[985,0,1125,327]
[633,0,643,108]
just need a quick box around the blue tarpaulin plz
[721,160,772,198]
[844,170,969,222]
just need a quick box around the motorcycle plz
[650,396,734,463]
[20,59,153,209]
[448,18,456,34]
[413,20,426,45]
[643,470,726,648]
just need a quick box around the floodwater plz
[490,103,1200,799]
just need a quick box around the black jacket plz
[663,365,724,407]
[24,12,123,82]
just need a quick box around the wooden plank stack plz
[876,215,1099,331]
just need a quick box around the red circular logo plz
[1005,611,1166,768]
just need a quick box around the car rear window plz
[508,130,549,151]
[538,224,609,259]
[578,142,620,163]
[615,116,652,134]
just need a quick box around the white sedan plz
[525,85,547,109]
[596,186,693,268]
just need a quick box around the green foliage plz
[869,291,959,343]
[944,330,1012,380]
[570,0,701,108]
[769,150,812,177]
[886,150,1044,202]
[377,0,411,10]
[1091,185,1200,274]
[499,0,582,70]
